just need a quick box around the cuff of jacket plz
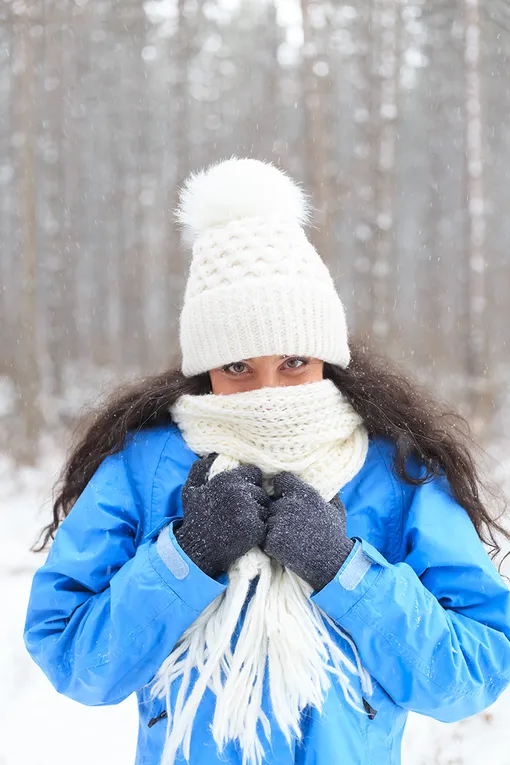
[148,520,226,614]
[311,538,389,621]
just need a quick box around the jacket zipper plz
[362,697,377,720]
[148,710,168,728]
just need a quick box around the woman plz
[25,158,510,765]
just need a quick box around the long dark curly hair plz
[33,340,509,569]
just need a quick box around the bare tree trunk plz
[163,0,193,364]
[261,1,279,160]
[60,25,79,372]
[464,0,491,436]
[12,11,41,462]
[119,4,149,371]
[0,18,14,376]
[40,8,66,396]
[299,0,335,265]
[417,6,448,370]
[372,0,400,348]
[352,0,378,339]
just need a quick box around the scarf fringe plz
[152,550,370,765]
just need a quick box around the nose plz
[257,369,281,388]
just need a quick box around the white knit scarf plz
[152,379,370,765]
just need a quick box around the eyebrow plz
[242,356,290,362]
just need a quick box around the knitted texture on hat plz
[177,158,350,377]
[152,379,371,765]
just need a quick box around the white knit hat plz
[177,158,350,377]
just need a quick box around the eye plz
[283,356,309,370]
[222,361,250,375]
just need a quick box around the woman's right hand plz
[174,453,269,577]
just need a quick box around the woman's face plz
[209,355,324,394]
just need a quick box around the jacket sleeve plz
[312,468,510,722]
[24,435,225,706]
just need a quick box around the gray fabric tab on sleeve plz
[156,525,190,580]
[338,545,373,591]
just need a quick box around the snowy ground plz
[1,447,510,765]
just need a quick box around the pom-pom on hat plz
[178,158,350,377]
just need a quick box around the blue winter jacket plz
[24,425,510,764]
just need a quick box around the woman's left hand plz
[262,472,355,591]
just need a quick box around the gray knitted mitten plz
[263,471,354,592]
[175,453,270,578]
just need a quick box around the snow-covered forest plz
[1,0,510,763]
